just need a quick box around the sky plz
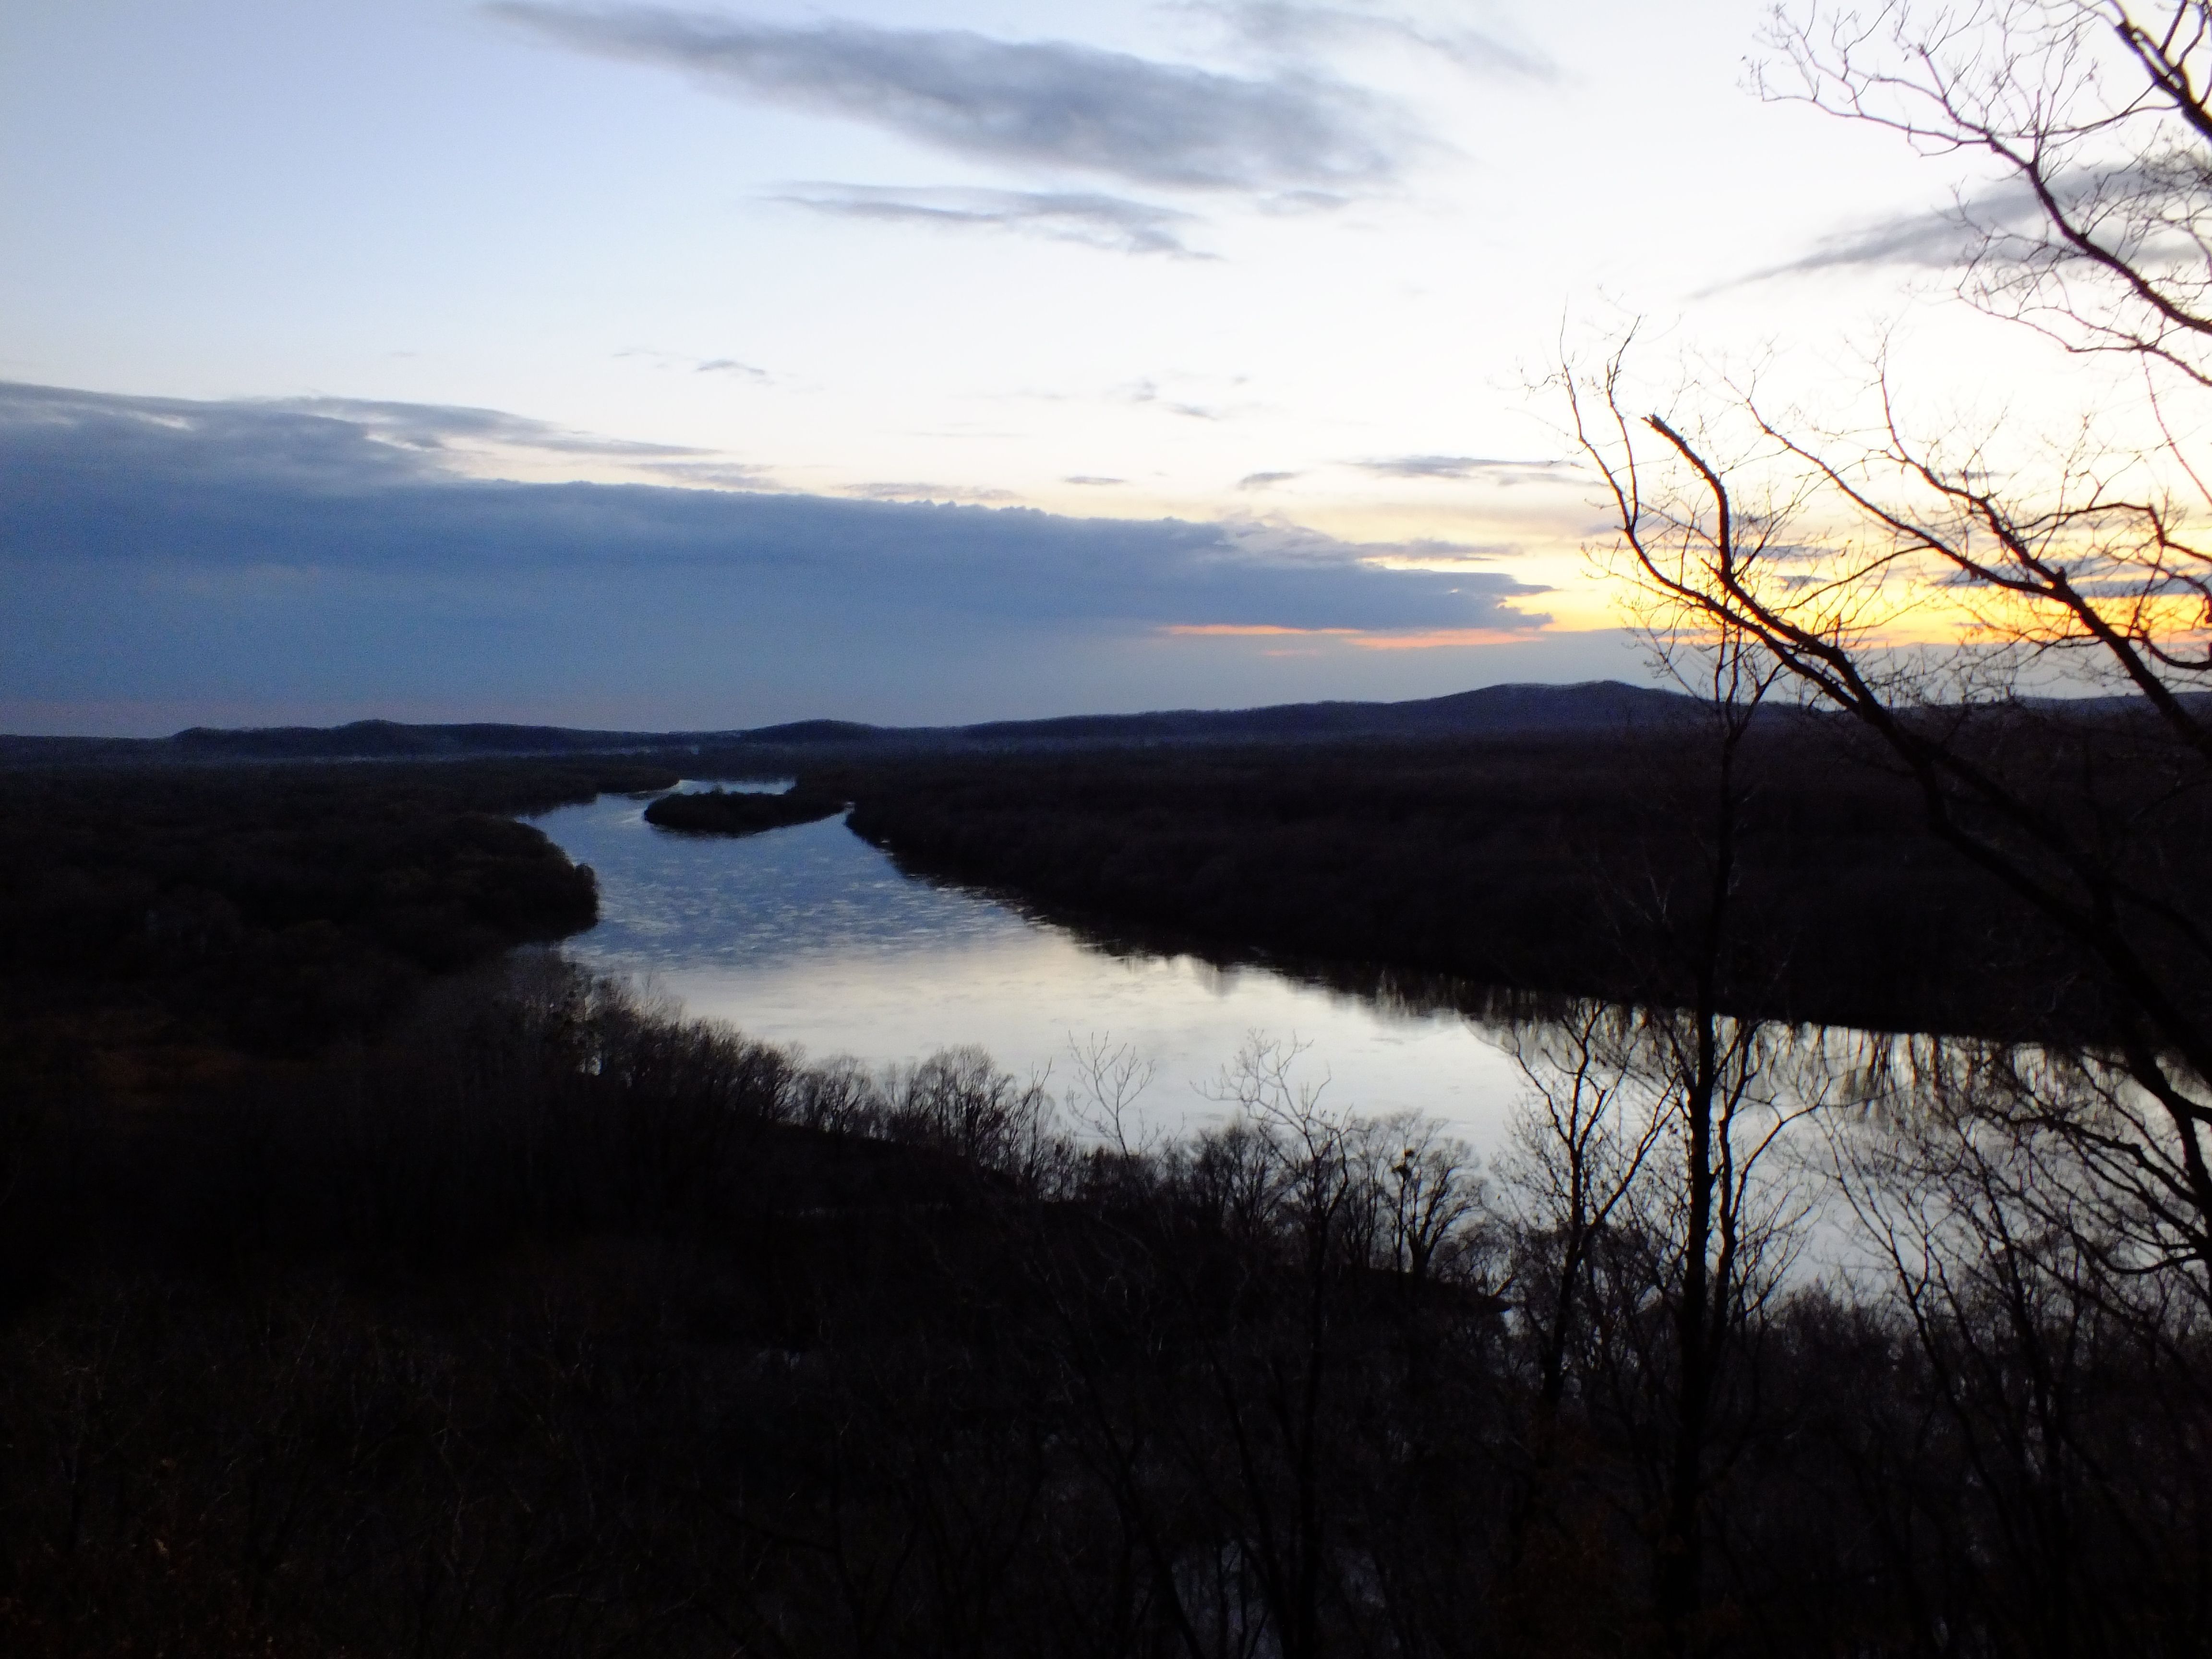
[0,0,2025,733]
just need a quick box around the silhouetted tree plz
[1563,0,2212,1262]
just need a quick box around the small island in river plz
[642,782,847,835]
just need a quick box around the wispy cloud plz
[1728,204,1981,285]
[1203,1,1555,81]
[1062,474,1125,486]
[1361,538,1521,565]
[617,346,774,380]
[773,183,1210,257]
[275,395,706,461]
[843,480,1023,504]
[276,394,779,487]
[1116,377,1228,420]
[1238,470,1300,489]
[1354,453,1570,481]
[1722,173,2149,287]
[489,4,1405,192]
[0,382,774,497]
[650,459,776,487]
[1257,188,1353,215]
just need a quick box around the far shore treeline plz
[0,703,2205,1655]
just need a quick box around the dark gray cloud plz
[0,382,1550,725]
[773,183,1209,257]
[488,4,1402,191]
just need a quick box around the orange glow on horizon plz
[1159,622,1561,649]
[1350,627,1541,650]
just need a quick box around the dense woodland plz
[0,758,678,1061]
[844,714,2201,1045]
[0,730,2204,1657]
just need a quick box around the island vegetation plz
[642,780,851,836]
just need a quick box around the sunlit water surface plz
[530,788,1529,1142]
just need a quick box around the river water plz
[530,787,1531,1143]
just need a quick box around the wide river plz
[531,786,1531,1143]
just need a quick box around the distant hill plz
[168,720,661,758]
[0,681,1707,768]
[957,681,1697,744]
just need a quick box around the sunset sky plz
[0,0,2048,732]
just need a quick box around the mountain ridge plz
[0,681,1698,766]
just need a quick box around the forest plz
[843,706,2206,1045]
[0,692,2202,1656]
[10,0,2212,1651]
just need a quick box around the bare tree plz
[1486,611,1818,1654]
[1562,0,2212,1244]
[1502,1000,1662,1415]
[1762,0,2212,391]
[1824,1032,2212,1652]
[1557,19,2212,1646]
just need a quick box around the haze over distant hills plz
[0,682,1698,767]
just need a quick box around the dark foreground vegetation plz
[0,757,677,1059]
[0,955,2203,1659]
[0,718,2205,1657]
[643,781,851,836]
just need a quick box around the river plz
[530,786,1532,1143]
